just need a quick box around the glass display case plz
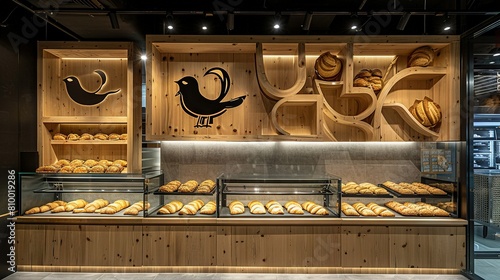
[19,171,163,217]
[217,173,340,218]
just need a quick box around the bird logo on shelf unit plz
[63,70,121,106]
[175,67,246,128]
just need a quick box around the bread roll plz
[73,166,89,173]
[106,165,123,173]
[158,201,183,214]
[80,133,94,140]
[94,133,108,140]
[59,166,74,173]
[109,133,121,140]
[70,159,85,167]
[53,133,67,140]
[67,133,80,141]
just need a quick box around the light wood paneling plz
[143,225,217,266]
[341,225,390,267]
[389,226,466,269]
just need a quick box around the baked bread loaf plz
[112,159,127,167]
[179,199,204,215]
[159,180,182,192]
[25,200,66,215]
[83,159,98,167]
[200,201,217,215]
[36,165,60,173]
[59,166,75,173]
[353,68,384,94]
[55,159,71,167]
[109,133,121,140]
[409,96,442,129]
[195,179,216,193]
[80,133,94,140]
[100,199,130,214]
[94,133,109,140]
[105,165,123,173]
[82,199,109,213]
[70,159,85,167]
[248,200,266,214]
[73,166,90,173]
[124,201,150,215]
[384,201,418,216]
[67,133,80,141]
[229,200,245,215]
[366,202,395,217]
[284,200,304,214]
[98,159,113,167]
[53,133,67,140]
[408,46,434,67]
[315,51,343,81]
[178,180,199,193]
[341,202,359,216]
[158,201,183,214]
[89,164,106,173]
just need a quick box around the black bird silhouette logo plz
[175,67,246,128]
[63,70,121,106]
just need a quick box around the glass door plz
[466,20,500,280]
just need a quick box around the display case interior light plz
[60,57,125,60]
[493,53,500,57]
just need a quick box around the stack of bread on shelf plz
[408,96,442,129]
[314,51,343,81]
[382,181,447,195]
[384,201,450,217]
[53,132,127,141]
[353,68,384,94]
[341,202,395,217]
[36,158,127,174]
[341,181,389,195]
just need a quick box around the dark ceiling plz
[2,0,500,46]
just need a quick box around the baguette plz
[179,199,204,215]
[199,201,217,215]
[124,201,150,215]
[158,200,183,214]
[229,200,245,215]
[100,199,130,214]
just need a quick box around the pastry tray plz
[23,208,144,217]
[219,207,337,218]
[377,184,451,198]
[152,211,217,218]
[341,192,393,198]
[153,187,216,196]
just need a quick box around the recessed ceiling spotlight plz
[140,54,147,61]
[273,12,281,30]
[350,13,360,31]
[444,26,451,31]
[274,24,280,29]
[167,25,173,30]
[202,25,208,30]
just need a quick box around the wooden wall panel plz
[142,225,217,266]
[389,226,466,269]
[341,225,390,267]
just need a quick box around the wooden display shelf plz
[50,140,127,145]
[146,35,459,142]
[38,41,141,172]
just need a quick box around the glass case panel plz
[19,171,163,217]
[218,173,340,218]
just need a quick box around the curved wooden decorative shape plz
[313,79,376,140]
[382,103,440,138]
[372,67,447,140]
[256,42,307,100]
[270,95,322,136]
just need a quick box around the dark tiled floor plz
[3,273,469,280]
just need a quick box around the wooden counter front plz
[15,217,466,274]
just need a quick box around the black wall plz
[0,4,71,277]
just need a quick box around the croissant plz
[179,199,204,215]
[100,199,130,214]
[341,202,359,216]
[199,201,217,215]
[302,201,329,215]
[248,200,266,214]
[284,201,304,214]
[53,133,67,140]
[178,180,199,193]
[195,179,216,193]
[25,200,66,215]
[265,201,284,215]
[229,201,245,215]
[124,201,150,215]
[51,199,87,213]
[82,199,109,213]
[158,201,183,214]
[159,180,182,192]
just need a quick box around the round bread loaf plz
[408,46,434,67]
[314,52,342,81]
